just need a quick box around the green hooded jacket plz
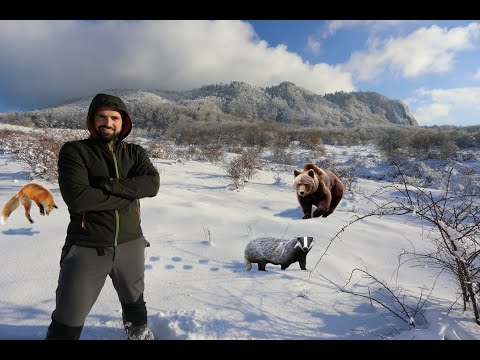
[58,93,160,247]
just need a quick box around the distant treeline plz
[1,109,479,155]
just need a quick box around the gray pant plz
[51,237,148,327]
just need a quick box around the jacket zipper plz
[110,143,120,246]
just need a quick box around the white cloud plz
[420,87,480,106]
[306,35,321,56]
[0,20,355,110]
[474,68,480,80]
[411,87,480,125]
[413,103,452,124]
[323,20,412,38]
[344,23,480,82]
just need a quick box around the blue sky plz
[0,20,479,126]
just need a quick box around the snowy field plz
[0,123,479,341]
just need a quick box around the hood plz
[87,93,132,140]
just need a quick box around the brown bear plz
[293,163,344,219]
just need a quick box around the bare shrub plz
[199,144,225,163]
[294,128,324,149]
[298,143,327,165]
[437,140,459,159]
[375,129,409,159]
[146,141,177,160]
[319,268,429,336]
[313,165,480,336]
[222,147,262,189]
[186,145,201,160]
[408,129,433,155]
[168,145,202,162]
[407,129,460,160]
[387,158,446,190]
[395,168,480,324]
[222,157,245,189]
[240,147,263,181]
[319,166,480,326]
[0,129,86,181]
[454,167,480,195]
[242,123,273,148]
[337,155,362,194]
[26,135,64,180]
[473,130,480,147]
[268,129,292,164]
[272,146,293,165]
[310,143,326,159]
[168,117,198,145]
[226,141,244,154]
[0,129,27,153]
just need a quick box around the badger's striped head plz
[294,236,314,252]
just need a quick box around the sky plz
[1,123,480,342]
[0,20,479,127]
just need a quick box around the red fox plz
[1,183,58,225]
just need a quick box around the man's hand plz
[91,176,113,193]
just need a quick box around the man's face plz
[94,107,123,141]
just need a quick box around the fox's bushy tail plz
[1,195,20,225]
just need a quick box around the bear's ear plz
[307,169,315,178]
[294,169,300,177]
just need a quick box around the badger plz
[244,236,314,271]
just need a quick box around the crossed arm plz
[58,142,160,213]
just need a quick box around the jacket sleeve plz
[58,142,132,212]
[109,145,160,200]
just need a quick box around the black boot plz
[45,318,83,340]
[123,322,154,340]
[121,293,153,340]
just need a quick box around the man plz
[45,93,160,340]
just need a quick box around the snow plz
[0,123,479,341]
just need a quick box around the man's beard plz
[95,128,119,143]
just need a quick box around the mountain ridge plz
[0,81,418,130]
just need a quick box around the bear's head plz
[293,169,319,197]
